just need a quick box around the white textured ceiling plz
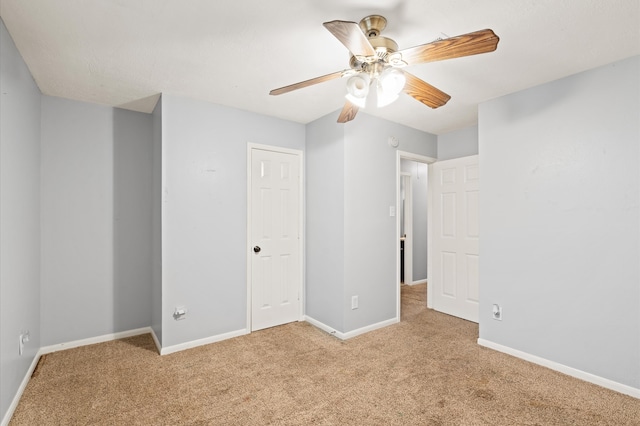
[1,0,639,134]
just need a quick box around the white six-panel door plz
[430,155,479,323]
[250,147,301,331]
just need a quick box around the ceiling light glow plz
[379,68,406,96]
[345,73,371,108]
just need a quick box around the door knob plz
[253,246,261,253]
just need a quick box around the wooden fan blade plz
[337,100,359,123]
[398,29,499,66]
[403,73,451,109]
[270,70,346,96]
[323,20,377,57]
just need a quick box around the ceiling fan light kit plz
[345,73,371,108]
[376,86,399,108]
[377,68,407,107]
[269,15,499,123]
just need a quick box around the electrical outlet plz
[492,304,502,321]
[19,331,30,355]
[173,307,187,320]
[351,296,359,310]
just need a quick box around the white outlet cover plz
[492,304,502,320]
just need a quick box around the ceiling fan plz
[269,15,499,123]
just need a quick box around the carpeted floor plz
[10,284,640,425]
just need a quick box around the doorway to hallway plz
[396,151,435,320]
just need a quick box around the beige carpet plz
[10,284,640,425]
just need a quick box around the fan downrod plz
[359,15,387,38]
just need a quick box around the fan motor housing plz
[370,36,399,54]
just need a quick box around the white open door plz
[430,155,479,323]
[249,145,302,331]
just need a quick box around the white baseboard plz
[3,326,251,425]
[1,351,41,426]
[477,338,640,399]
[159,328,249,356]
[303,316,344,339]
[37,325,249,357]
[2,327,153,426]
[39,327,152,355]
[304,316,398,340]
[342,317,399,339]
[150,328,162,354]
[407,279,427,286]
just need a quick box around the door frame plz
[396,151,436,318]
[246,143,305,332]
[400,172,413,285]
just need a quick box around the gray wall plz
[151,97,163,345]
[438,125,478,160]
[40,96,153,346]
[343,113,436,332]
[4,13,635,415]
[400,159,428,282]
[305,111,346,331]
[305,112,436,333]
[0,19,41,421]
[114,109,153,331]
[160,94,305,347]
[479,55,639,388]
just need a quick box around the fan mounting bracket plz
[359,15,387,38]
